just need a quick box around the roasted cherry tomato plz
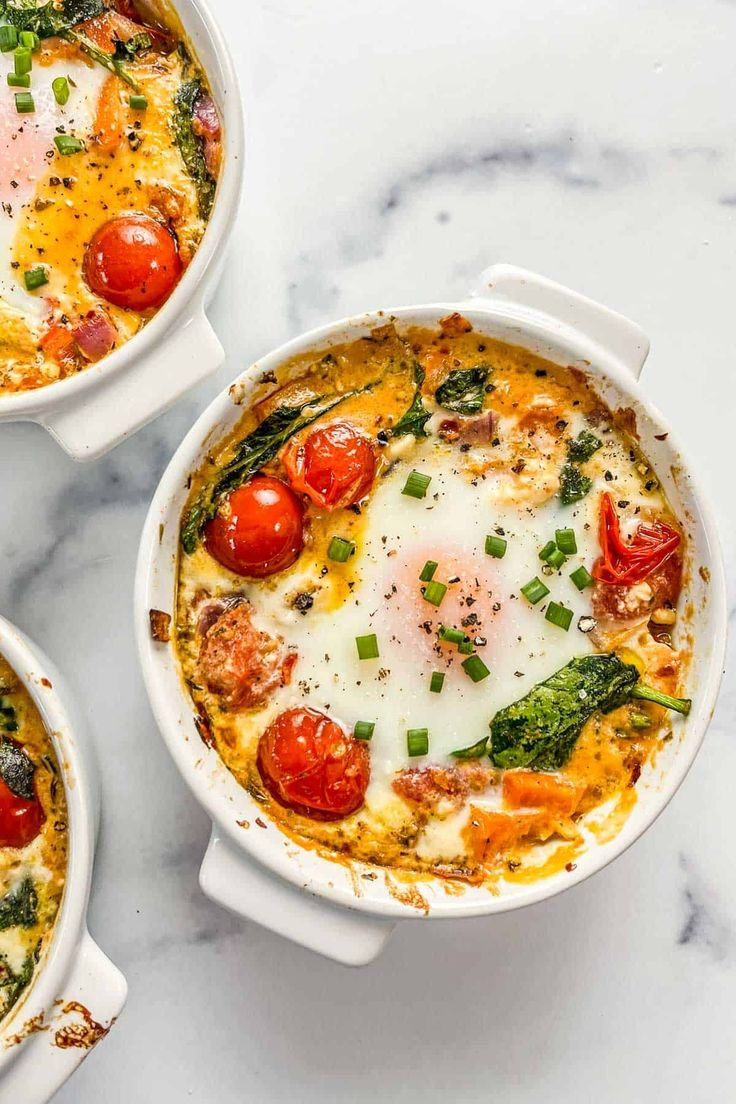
[282,421,376,510]
[83,213,182,310]
[257,707,370,820]
[0,777,44,849]
[204,476,304,578]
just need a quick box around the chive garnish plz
[355,633,379,660]
[52,76,70,105]
[521,577,550,605]
[545,601,573,631]
[7,72,30,87]
[18,30,39,50]
[422,579,447,607]
[485,534,507,559]
[419,560,438,582]
[556,528,577,555]
[458,639,474,655]
[438,625,466,645]
[451,736,489,759]
[53,134,84,155]
[14,46,31,75]
[0,25,18,51]
[401,470,431,499]
[629,711,651,730]
[23,266,47,290]
[545,547,566,570]
[461,655,490,683]
[327,536,354,563]
[429,671,445,693]
[407,728,429,756]
[129,93,147,110]
[570,565,593,591]
[353,721,375,741]
[539,540,557,562]
[14,90,34,113]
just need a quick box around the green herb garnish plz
[390,361,431,438]
[435,365,490,415]
[173,73,216,218]
[0,878,37,931]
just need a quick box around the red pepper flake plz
[255,817,267,829]
[565,861,577,872]
[40,677,52,688]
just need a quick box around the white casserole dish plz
[135,264,727,966]
[0,615,127,1104]
[0,0,244,462]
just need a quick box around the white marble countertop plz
[2,0,735,1099]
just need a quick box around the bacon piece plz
[592,553,682,622]
[73,310,117,361]
[149,609,171,642]
[198,603,296,710]
[438,410,496,445]
[193,94,222,179]
[439,311,473,337]
[393,763,493,811]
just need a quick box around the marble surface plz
[1,0,735,1098]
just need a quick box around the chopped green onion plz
[7,72,29,87]
[461,654,490,683]
[539,540,557,562]
[451,736,488,759]
[630,684,692,715]
[53,134,84,155]
[629,711,652,731]
[419,560,438,582]
[485,534,507,558]
[545,601,573,631]
[353,721,375,741]
[18,30,39,51]
[14,90,34,114]
[555,528,577,555]
[521,577,550,605]
[438,625,466,645]
[545,547,566,570]
[129,93,148,110]
[422,579,447,607]
[429,671,445,694]
[407,728,429,756]
[327,535,354,563]
[570,565,594,591]
[14,46,31,76]
[401,470,431,499]
[458,639,474,655]
[355,633,379,660]
[23,266,47,291]
[52,76,70,106]
[0,25,18,52]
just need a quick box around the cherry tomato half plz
[282,421,377,510]
[204,476,305,578]
[0,777,44,849]
[83,213,182,310]
[257,707,370,820]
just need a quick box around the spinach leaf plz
[182,390,366,553]
[173,75,216,219]
[112,30,151,60]
[435,365,490,416]
[0,878,38,931]
[390,362,430,439]
[559,462,592,506]
[567,428,602,463]
[490,654,640,770]
[0,946,37,1017]
[0,737,35,800]
[0,697,18,733]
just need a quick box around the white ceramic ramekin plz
[0,0,244,462]
[0,616,127,1103]
[135,264,727,967]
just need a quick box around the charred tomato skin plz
[83,213,183,310]
[282,421,377,510]
[257,707,370,820]
[0,777,44,849]
[204,476,305,578]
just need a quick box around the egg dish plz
[170,314,691,889]
[0,655,67,1025]
[0,0,221,394]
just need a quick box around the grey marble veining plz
[1,0,734,1099]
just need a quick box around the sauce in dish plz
[0,655,67,1025]
[170,314,691,889]
[0,0,221,394]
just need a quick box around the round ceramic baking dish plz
[135,264,727,967]
[0,616,127,1102]
[0,0,244,462]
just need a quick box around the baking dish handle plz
[39,309,224,461]
[0,931,127,1104]
[467,263,650,380]
[200,828,395,967]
